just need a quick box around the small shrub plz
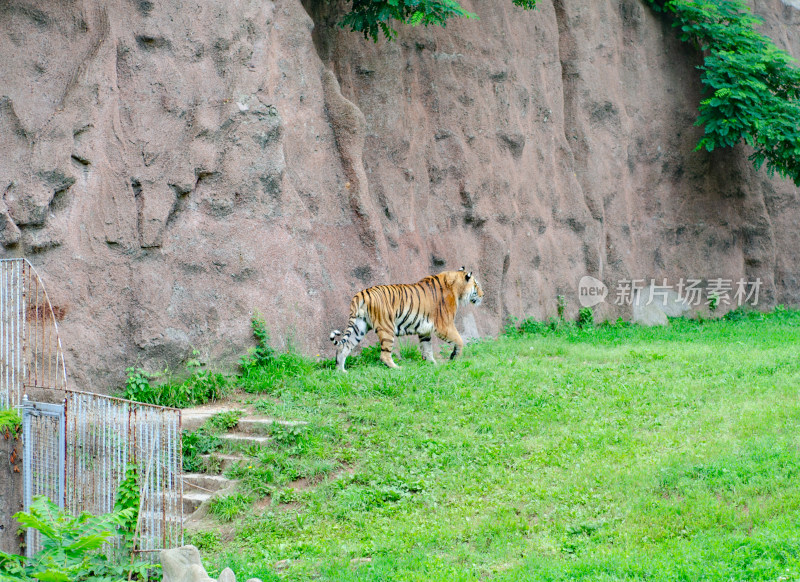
[122,358,229,409]
[240,315,276,375]
[188,531,221,552]
[122,367,155,403]
[503,316,522,338]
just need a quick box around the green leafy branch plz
[650,0,800,185]
[338,0,537,42]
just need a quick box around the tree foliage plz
[339,0,537,42]
[649,0,800,186]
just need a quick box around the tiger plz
[329,267,484,372]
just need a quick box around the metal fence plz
[65,391,183,552]
[21,398,66,557]
[0,259,67,409]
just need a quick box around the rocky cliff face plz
[1,0,798,391]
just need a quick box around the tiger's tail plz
[329,329,345,346]
[329,316,367,348]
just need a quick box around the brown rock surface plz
[1,0,799,390]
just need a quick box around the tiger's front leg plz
[376,327,400,369]
[437,325,465,360]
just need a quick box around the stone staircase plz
[180,405,307,519]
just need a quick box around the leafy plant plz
[338,0,537,42]
[557,295,567,321]
[113,465,139,537]
[0,409,21,438]
[182,429,222,473]
[708,292,720,313]
[240,315,276,375]
[0,496,152,582]
[187,531,221,552]
[270,423,308,448]
[122,357,229,409]
[208,411,243,431]
[649,0,800,185]
[122,367,153,403]
[577,306,595,328]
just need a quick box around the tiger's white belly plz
[394,316,434,337]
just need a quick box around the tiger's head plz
[454,266,484,306]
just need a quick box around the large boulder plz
[160,545,216,582]
[632,286,691,326]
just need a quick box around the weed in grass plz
[270,423,308,448]
[577,306,594,328]
[210,493,253,522]
[188,530,222,552]
[708,292,720,313]
[182,429,221,473]
[121,356,229,408]
[0,408,21,437]
[557,294,567,320]
[208,410,243,431]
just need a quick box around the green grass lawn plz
[198,310,800,581]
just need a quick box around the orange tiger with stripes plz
[330,267,484,372]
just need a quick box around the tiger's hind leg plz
[331,318,368,373]
[376,327,400,369]
[419,334,436,364]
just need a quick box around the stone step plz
[218,433,273,448]
[199,453,247,473]
[183,491,212,515]
[181,408,247,432]
[236,417,308,435]
[182,473,235,493]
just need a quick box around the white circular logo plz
[578,276,608,307]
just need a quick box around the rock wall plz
[1,0,799,390]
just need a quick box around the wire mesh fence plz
[65,391,183,552]
[21,398,66,557]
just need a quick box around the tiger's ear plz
[458,266,465,272]
[465,271,472,281]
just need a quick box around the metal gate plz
[0,259,67,409]
[21,397,66,556]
